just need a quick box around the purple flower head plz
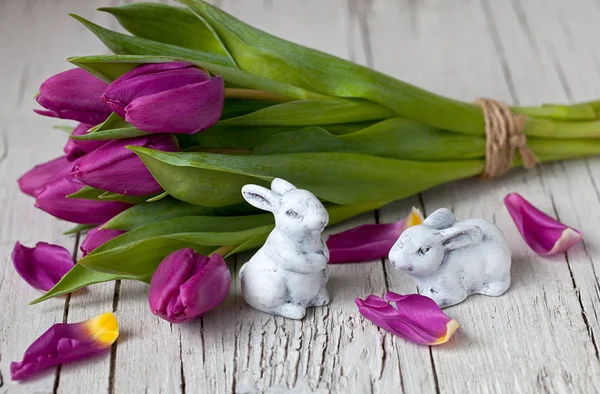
[149,249,231,323]
[35,177,130,224]
[18,155,73,197]
[35,68,111,125]
[103,62,224,134]
[71,134,179,196]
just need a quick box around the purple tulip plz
[327,207,424,264]
[18,155,73,197]
[355,292,459,346]
[149,249,231,324]
[102,62,224,134]
[63,123,109,161]
[11,312,118,381]
[35,177,131,224]
[81,225,125,257]
[504,193,583,256]
[12,242,75,292]
[34,68,111,125]
[72,134,179,196]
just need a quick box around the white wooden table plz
[2,0,600,392]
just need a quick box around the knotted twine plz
[475,98,539,179]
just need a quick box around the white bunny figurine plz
[389,208,511,308]
[239,178,330,319]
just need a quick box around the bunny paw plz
[309,289,331,307]
[277,303,306,320]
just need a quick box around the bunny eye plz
[285,209,300,218]
[417,246,431,255]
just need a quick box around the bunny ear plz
[440,225,483,251]
[242,184,279,212]
[423,208,455,230]
[271,178,297,195]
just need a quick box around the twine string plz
[475,98,539,179]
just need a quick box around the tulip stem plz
[212,245,237,257]
[224,88,293,103]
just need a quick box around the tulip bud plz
[148,249,231,323]
[18,155,74,197]
[35,177,130,224]
[35,68,111,125]
[80,225,125,257]
[72,134,179,196]
[63,123,109,161]
[102,62,224,134]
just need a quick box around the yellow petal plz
[431,319,459,345]
[84,312,119,346]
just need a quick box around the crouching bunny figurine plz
[389,208,511,308]
[239,178,330,319]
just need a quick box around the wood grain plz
[1,0,599,393]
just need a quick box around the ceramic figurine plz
[388,208,511,307]
[239,178,330,319]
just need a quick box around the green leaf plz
[146,191,169,202]
[97,214,272,254]
[221,99,280,120]
[177,122,372,150]
[71,14,233,69]
[177,0,484,135]
[131,147,269,206]
[73,128,149,141]
[103,197,256,230]
[63,224,96,235]
[98,3,236,65]
[253,118,485,160]
[218,99,395,126]
[31,264,146,304]
[67,185,149,204]
[53,124,75,133]
[80,225,274,276]
[131,147,483,206]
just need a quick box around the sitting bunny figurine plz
[239,178,330,319]
[389,208,511,307]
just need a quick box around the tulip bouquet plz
[17,1,600,307]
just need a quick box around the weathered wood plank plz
[371,0,600,392]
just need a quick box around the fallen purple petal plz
[504,193,583,256]
[328,207,423,264]
[11,312,118,381]
[11,242,74,292]
[355,291,458,345]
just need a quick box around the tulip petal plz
[64,123,107,161]
[10,312,118,381]
[72,135,179,196]
[355,292,458,345]
[80,226,125,257]
[125,76,224,134]
[35,68,111,125]
[149,249,231,323]
[504,193,583,256]
[103,67,209,117]
[12,242,74,292]
[327,207,423,263]
[18,156,73,197]
[35,177,130,224]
